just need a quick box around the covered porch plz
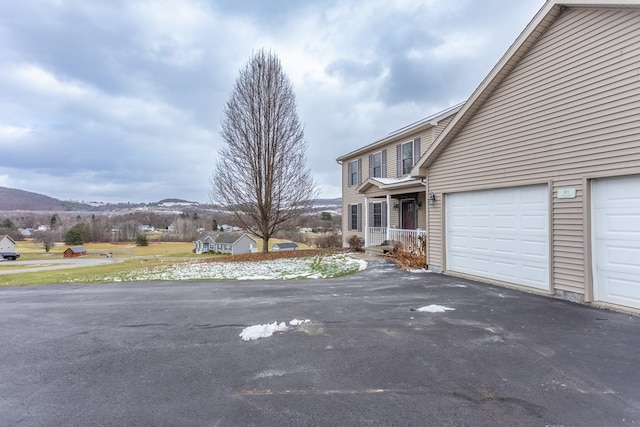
[357,176,427,255]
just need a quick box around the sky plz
[0,0,546,204]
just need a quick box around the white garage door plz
[592,175,640,309]
[446,185,549,290]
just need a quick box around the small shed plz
[63,246,87,258]
[272,242,299,251]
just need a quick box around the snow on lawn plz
[103,253,367,282]
[416,304,455,313]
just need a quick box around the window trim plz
[348,203,362,231]
[369,150,387,179]
[401,141,413,175]
[369,201,387,228]
[348,159,362,187]
[396,138,421,177]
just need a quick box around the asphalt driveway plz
[1,258,638,426]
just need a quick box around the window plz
[369,150,387,178]
[369,201,387,228]
[348,203,362,231]
[348,159,362,186]
[396,138,421,176]
[401,142,413,175]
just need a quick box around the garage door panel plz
[446,185,549,290]
[522,265,547,285]
[593,175,640,309]
[522,240,546,257]
[470,193,490,207]
[605,214,640,234]
[471,236,490,250]
[471,215,490,228]
[522,214,546,230]
[600,244,640,272]
[495,238,517,254]
[495,261,517,278]
[469,257,491,274]
[495,215,516,230]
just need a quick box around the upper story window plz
[397,138,421,176]
[369,150,387,178]
[348,159,362,186]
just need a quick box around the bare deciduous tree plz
[211,49,318,252]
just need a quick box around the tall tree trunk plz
[262,237,269,253]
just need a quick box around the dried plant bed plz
[386,241,427,270]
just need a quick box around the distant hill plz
[0,186,341,213]
[0,186,92,211]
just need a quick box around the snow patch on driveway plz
[416,305,455,313]
[240,322,288,341]
[240,319,312,341]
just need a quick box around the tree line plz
[0,208,342,251]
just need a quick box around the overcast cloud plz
[0,0,545,203]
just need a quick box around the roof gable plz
[213,232,256,244]
[412,0,640,175]
[0,235,16,244]
[336,103,462,162]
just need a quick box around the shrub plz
[64,223,90,245]
[136,234,149,246]
[316,233,343,248]
[348,235,364,252]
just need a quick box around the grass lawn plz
[14,241,197,260]
[1,240,354,286]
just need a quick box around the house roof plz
[356,176,424,194]
[0,234,15,243]
[273,242,298,249]
[412,0,640,176]
[66,246,86,253]
[213,232,256,244]
[336,103,463,162]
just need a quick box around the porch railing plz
[367,227,426,251]
[368,227,388,246]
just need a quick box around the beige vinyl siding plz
[433,115,453,142]
[340,124,443,243]
[426,7,640,295]
[341,160,364,241]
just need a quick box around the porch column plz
[423,179,428,266]
[386,194,391,241]
[364,196,369,246]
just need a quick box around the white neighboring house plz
[194,232,257,255]
[0,235,19,259]
[0,235,16,252]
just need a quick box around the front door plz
[401,199,417,230]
